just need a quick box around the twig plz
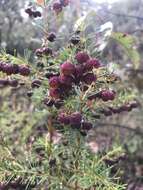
[105,10,143,21]
[96,123,143,136]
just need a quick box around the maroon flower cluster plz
[58,112,93,132]
[0,62,30,76]
[48,61,74,99]
[35,47,52,57]
[53,0,70,14]
[0,79,18,87]
[25,8,41,18]
[101,101,139,116]
[48,52,100,100]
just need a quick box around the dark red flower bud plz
[100,90,115,101]
[102,109,112,116]
[82,73,97,85]
[109,107,120,114]
[44,98,54,107]
[130,101,139,109]
[109,91,116,100]
[86,59,100,69]
[75,51,90,64]
[53,2,63,14]
[25,8,33,16]
[19,65,30,76]
[47,33,56,42]
[35,48,43,57]
[49,88,61,99]
[58,113,70,125]
[120,104,132,112]
[42,47,53,56]
[60,83,72,94]
[81,85,88,91]
[9,79,18,87]
[0,183,6,189]
[73,65,84,84]
[33,11,42,18]
[31,79,42,88]
[12,64,19,74]
[69,112,82,125]
[59,75,73,86]
[60,61,75,76]
[75,65,84,77]
[45,72,57,79]
[49,76,60,88]
[84,61,94,72]
[82,122,93,130]
[3,64,13,75]
[0,79,9,86]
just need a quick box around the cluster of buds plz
[35,47,53,57]
[53,0,70,14]
[0,79,18,87]
[0,61,30,76]
[101,101,139,116]
[25,7,42,18]
[88,90,116,102]
[48,51,100,100]
[58,112,93,134]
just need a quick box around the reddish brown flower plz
[60,61,75,76]
[49,76,60,88]
[49,88,61,99]
[82,73,97,85]
[75,52,90,64]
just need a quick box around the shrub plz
[0,0,139,189]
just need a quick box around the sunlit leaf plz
[74,10,113,54]
[87,22,113,54]
[74,14,87,32]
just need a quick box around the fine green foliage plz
[0,130,126,190]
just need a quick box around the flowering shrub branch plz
[0,0,139,189]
